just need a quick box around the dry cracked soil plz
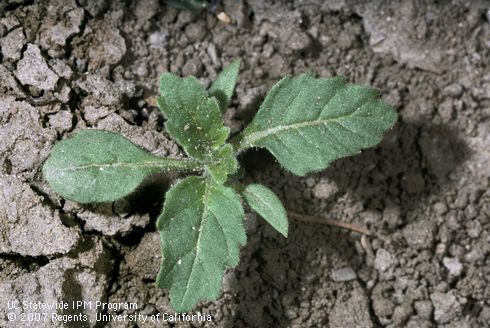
[0,0,489,327]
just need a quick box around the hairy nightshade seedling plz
[43,60,397,312]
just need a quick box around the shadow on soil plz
[225,121,470,327]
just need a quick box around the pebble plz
[313,179,339,199]
[331,267,357,282]
[374,248,394,272]
[443,257,463,276]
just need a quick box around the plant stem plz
[287,211,372,235]
[155,157,202,172]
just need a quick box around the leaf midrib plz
[59,159,199,171]
[181,176,211,308]
[240,110,364,148]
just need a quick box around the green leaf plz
[236,74,398,176]
[156,176,246,312]
[208,60,240,113]
[43,130,199,203]
[158,73,229,161]
[206,144,238,183]
[242,184,288,237]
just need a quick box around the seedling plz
[43,60,397,312]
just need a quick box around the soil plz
[0,0,489,327]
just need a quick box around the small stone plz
[374,248,394,272]
[331,267,357,282]
[430,291,463,324]
[217,12,232,24]
[443,257,463,276]
[15,44,59,92]
[148,32,167,47]
[313,179,339,199]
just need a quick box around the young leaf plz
[42,130,198,203]
[242,184,288,237]
[156,176,246,312]
[208,60,240,113]
[206,144,238,183]
[158,73,229,161]
[236,74,398,176]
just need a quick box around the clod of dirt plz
[430,290,464,324]
[0,97,57,180]
[360,2,444,73]
[65,201,150,236]
[0,175,80,257]
[15,44,59,92]
[0,236,112,328]
[124,231,160,279]
[75,75,124,107]
[402,219,436,250]
[329,288,373,327]
[0,64,24,98]
[48,110,74,132]
[87,26,126,72]
[38,0,84,57]
[443,256,463,277]
[0,27,26,61]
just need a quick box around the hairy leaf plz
[157,176,246,312]
[208,60,240,113]
[43,130,198,203]
[158,73,229,160]
[207,144,238,183]
[242,184,288,237]
[237,74,398,176]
